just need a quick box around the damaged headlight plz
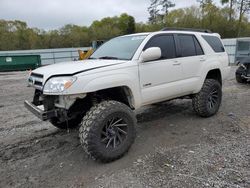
[43,76,77,93]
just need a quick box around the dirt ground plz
[0,67,249,188]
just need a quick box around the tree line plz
[0,13,135,51]
[145,0,250,37]
[0,0,250,51]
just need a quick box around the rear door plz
[175,34,205,93]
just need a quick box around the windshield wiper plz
[98,56,119,60]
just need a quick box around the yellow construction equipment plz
[78,49,94,60]
[78,40,105,60]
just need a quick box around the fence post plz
[53,52,56,64]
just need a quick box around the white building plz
[222,38,250,64]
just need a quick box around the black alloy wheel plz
[101,117,128,149]
[79,100,136,162]
[207,88,219,110]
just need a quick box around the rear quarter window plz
[202,35,225,53]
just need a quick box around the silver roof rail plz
[161,27,212,33]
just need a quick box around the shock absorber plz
[91,97,98,106]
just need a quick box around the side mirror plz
[141,47,161,62]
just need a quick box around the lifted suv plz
[25,28,230,162]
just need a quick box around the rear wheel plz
[79,100,136,163]
[192,79,222,117]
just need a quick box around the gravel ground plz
[0,67,249,188]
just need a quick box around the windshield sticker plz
[131,36,146,40]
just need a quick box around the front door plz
[139,34,183,105]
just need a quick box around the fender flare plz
[194,63,222,93]
[82,74,141,108]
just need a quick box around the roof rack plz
[161,27,212,33]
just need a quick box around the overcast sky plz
[0,0,221,30]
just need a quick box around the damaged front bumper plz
[24,100,58,121]
[24,88,87,121]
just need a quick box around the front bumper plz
[24,100,57,121]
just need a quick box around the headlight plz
[43,76,77,93]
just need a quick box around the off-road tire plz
[192,79,222,117]
[236,74,247,84]
[79,100,136,163]
[50,116,82,129]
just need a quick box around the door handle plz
[173,61,181,66]
[200,58,206,62]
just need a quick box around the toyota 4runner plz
[25,28,231,162]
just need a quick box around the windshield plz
[90,35,147,60]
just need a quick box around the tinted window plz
[144,35,176,60]
[194,37,204,55]
[202,35,225,53]
[179,35,196,57]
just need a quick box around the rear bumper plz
[24,100,57,121]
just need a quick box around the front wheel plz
[192,79,222,117]
[79,100,136,163]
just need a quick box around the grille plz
[31,73,43,79]
[28,73,44,90]
[34,80,43,86]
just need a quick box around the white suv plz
[25,28,230,162]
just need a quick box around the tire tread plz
[192,79,222,117]
[79,100,136,162]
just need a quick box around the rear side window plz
[202,35,225,53]
[194,37,204,55]
[144,35,177,60]
[179,35,204,57]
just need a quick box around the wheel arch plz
[205,69,222,85]
[194,67,222,93]
[81,74,141,109]
[91,86,136,109]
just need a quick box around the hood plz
[32,59,126,80]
